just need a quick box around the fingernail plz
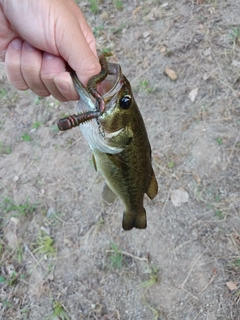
[10,38,22,50]
[43,53,56,60]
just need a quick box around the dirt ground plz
[0,1,240,319]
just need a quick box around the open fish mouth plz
[96,62,123,97]
[76,62,125,154]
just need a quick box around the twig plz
[201,269,218,293]
[182,287,199,300]
[181,249,207,288]
[212,40,238,50]
[224,131,239,170]
[24,244,39,264]
[173,240,193,252]
[160,179,174,217]
[105,250,148,262]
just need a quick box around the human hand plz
[0,0,101,101]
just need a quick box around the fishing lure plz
[57,53,111,131]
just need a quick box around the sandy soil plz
[0,1,240,319]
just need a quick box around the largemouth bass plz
[59,55,158,230]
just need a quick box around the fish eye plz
[120,95,131,109]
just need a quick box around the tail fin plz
[122,209,147,231]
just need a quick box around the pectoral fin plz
[92,154,97,171]
[146,171,158,199]
[102,183,117,205]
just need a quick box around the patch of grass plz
[114,0,123,10]
[140,263,161,320]
[139,264,159,289]
[109,242,122,269]
[89,0,98,14]
[2,300,13,308]
[21,306,31,319]
[167,161,175,169]
[111,23,125,34]
[65,137,76,147]
[52,125,59,133]
[138,80,155,93]
[0,88,7,98]
[21,133,32,142]
[142,299,160,320]
[7,271,18,286]
[215,137,223,145]
[101,47,112,54]
[34,96,44,105]
[33,233,57,258]
[32,121,42,129]
[46,301,70,320]
[0,197,37,217]
[5,146,12,154]
[203,192,226,219]
[215,209,225,219]
[93,25,104,37]
[230,27,240,46]
[0,269,24,287]
[15,244,24,263]
[95,216,105,230]
[0,141,12,154]
[233,259,240,267]
[207,194,225,219]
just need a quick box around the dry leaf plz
[100,11,109,21]
[6,264,16,277]
[232,60,240,67]
[203,47,211,56]
[143,31,151,38]
[165,67,178,80]
[226,281,237,291]
[160,46,166,53]
[4,218,19,248]
[188,88,198,102]
[193,173,201,184]
[133,6,142,16]
[171,188,189,207]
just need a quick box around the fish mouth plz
[96,63,123,114]
[76,62,125,154]
[97,62,122,97]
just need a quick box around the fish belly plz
[93,146,152,230]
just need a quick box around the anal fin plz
[102,183,117,205]
[146,171,158,199]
